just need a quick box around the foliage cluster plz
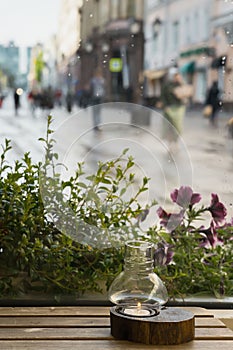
[0,116,151,299]
[150,186,233,299]
[0,116,232,301]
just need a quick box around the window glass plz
[0,0,232,306]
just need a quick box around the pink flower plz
[157,207,185,232]
[208,194,227,224]
[154,243,174,266]
[170,186,201,208]
[199,221,224,249]
[137,209,149,223]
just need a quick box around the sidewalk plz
[1,97,233,225]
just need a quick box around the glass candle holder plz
[108,240,168,314]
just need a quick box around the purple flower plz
[157,207,185,232]
[208,194,227,224]
[170,186,201,208]
[137,209,149,223]
[157,207,170,227]
[199,221,224,249]
[154,243,174,266]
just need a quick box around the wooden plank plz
[178,306,214,317]
[0,306,212,317]
[195,327,233,340]
[0,326,232,341]
[0,340,232,350]
[0,316,110,328]
[208,310,233,330]
[195,317,226,328]
[0,316,223,328]
[209,309,233,319]
[0,327,112,340]
[220,319,233,331]
[0,306,110,317]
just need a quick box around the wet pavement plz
[1,93,233,225]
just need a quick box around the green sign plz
[109,58,123,72]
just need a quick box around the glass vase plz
[108,240,168,309]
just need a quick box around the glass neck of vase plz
[124,240,154,274]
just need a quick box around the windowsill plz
[0,293,232,309]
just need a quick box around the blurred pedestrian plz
[66,90,73,113]
[14,88,22,116]
[54,89,62,107]
[27,89,37,116]
[44,85,54,110]
[205,81,220,127]
[80,84,91,108]
[89,68,105,131]
[161,67,189,152]
[0,93,4,108]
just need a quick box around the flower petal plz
[208,193,227,223]
[170,186,193,208]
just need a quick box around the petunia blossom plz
[199,221,224,249]
[170,186,201,208]
[137,208,149,223]
[154,243,174,266]
[157,207,185,232]
[208,193,227,224]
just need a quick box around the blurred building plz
[42,35,59,90]
[25,0,232,110]
[211,0,233,111]
[77,0,144,102]
[56,0,83,96]
[144,0,233,110]
[0,41,32,92]
[28,43,44,90]
[0,41,20,89]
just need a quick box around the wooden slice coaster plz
[110,306,195,345]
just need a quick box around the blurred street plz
[0,91,233,225]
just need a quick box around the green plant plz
[150,186,233,299]
[0,116,154,298]
[0,116,232,301]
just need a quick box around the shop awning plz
[211,55,227,68]
[143,69,166,80]
[180,61,195,74]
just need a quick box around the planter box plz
[0,292,232,309]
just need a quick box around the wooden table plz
[0,306,232,349]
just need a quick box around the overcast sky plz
[0,0,62,47]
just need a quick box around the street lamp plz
[130,21,141,35]
[101,42,110,53]
[84,41,93,53]
[152,18,162,37]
